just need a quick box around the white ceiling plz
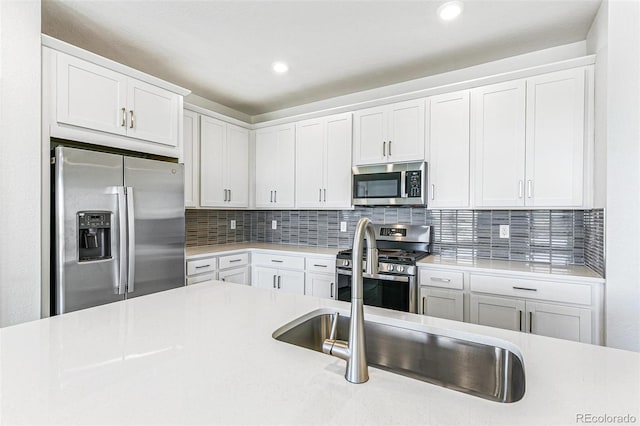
[42,0,601,116]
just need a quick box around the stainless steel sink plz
[273,310,525,403]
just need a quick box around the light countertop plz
[186,243,340,259]
[186,243,603,282]
[418,256,605,283]
[1,282,636,425]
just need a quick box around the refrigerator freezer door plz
[54,147,125,314]
[124,157,185,297]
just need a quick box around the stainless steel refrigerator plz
[53,146,185,314]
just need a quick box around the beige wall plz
[0,0,42,327]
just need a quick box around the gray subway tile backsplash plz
[185,207,606,276]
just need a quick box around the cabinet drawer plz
[253,252,304,270]
[306,257,336,273]
[187,257,217,276]
[419,269,464,290]
[470,274,592,305]
[187,273,216,285]
[219,252,249,269]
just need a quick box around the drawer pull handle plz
[513,286,537,292]
[430,277,451,283]
[313,264,327,268]
[195,265,211,269]
[229,259,242,263]
[271,260,283,263]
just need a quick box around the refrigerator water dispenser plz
[78,211,112,262]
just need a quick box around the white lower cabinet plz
[306,273,335,299]
[419,287,463,321]
[419,265,602,344]
[186,255,217,285]
[218,266,250,286]
[253,266,304,295]
[470,294,592,343]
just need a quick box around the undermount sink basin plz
[273,310,526,403]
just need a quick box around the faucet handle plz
[329,312,339,340]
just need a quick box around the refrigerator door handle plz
[126,187,136,293]
[116,187,128,295]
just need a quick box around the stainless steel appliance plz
[352,161,427,206]
[52,146,185,314]
[335,224,431,313]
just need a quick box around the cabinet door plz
[387,99,425,162]
[277,270,305,295]
[470,294,526,332]
[324,114,353,208]
[183,110,199,208]
[274,125,296,208]
[199,116,226,207]
[420,287,464,322]
[428,91,470,208]
[306,272,335,299]
[252,266,278,290]
[255,128,277,207]
[353,106,386,165]
[296,119,325,208]
[219,266,250,286]
[56,53,128,136]
[526,301,592,343]
[525,69,585,207]
[472,80,526,207]
[126,78,179,146]
[225,124,250,208]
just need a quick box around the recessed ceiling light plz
[272,61,289,74]
[437,1,464,21]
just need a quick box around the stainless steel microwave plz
[352,162,427,206]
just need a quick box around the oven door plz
[336,269,414,313]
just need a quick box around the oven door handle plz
[336,269,410,283]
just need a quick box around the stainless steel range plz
[336,224,431,313]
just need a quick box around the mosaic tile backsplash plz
[186,208,605,275]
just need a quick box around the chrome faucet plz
[322,217,378,384]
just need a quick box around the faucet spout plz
[322,217,376,384]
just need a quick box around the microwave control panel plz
[406,171,422,197]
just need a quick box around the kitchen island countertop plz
[0,282,637,425]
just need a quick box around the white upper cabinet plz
[471,80,527,207]
[471,68,589,209]
[56,54,128,136]
[200,115,249,208]
[55,52,181,148]
[183,109,199,208]
[296,113,352,209]
[427,91,471,208]
[255,124,296,208]
[525,68,586,207]
[353,99,425,165]
[126,78,179,147]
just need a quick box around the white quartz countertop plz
[418,256,605,283]
[186,243,340,259]
[1,283,637,425]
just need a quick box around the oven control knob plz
[397,266,404,273]
[387,264,394,272]
[344,260,350,267]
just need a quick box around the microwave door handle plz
[401,171,407,198]
[126,187,136,294]
[116,187,127,295]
